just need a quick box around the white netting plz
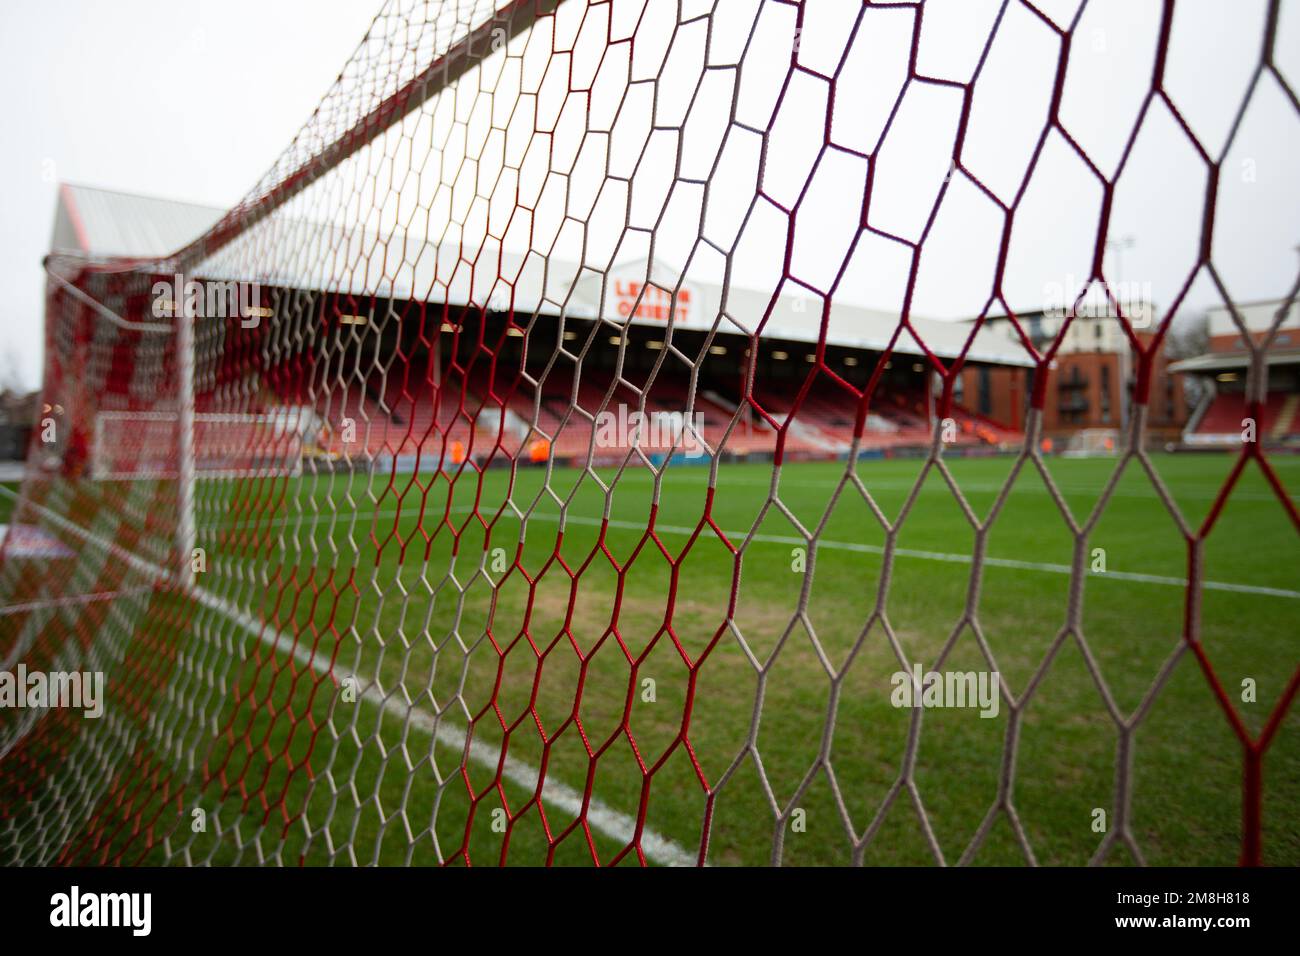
[2,0,1298,867]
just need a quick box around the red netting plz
[2,0,1297,866]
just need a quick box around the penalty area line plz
[189,587,700,867]
[1,486,698,867]
[221,502,1300,601]
[556,512,1300,601]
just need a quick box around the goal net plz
[1059,428,1119,458]
[92,412,307,481]
[2,0,1297,868]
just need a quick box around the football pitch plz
[7,450,1298,866]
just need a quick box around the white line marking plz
[192,588,697,867]
[538,470,1300,503]
[1,487,697,867]
[217,503,1300,601]
[0,586,154,617]
[518,513,1300,601]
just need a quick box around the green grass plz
[7,453,1299,866]
[0,483,18,524]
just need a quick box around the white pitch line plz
[216,502,1300,601]
[580,471,1300,503]
[508,512,1300,600]
[190,587,697,867]
[1,487,697,867]
[0,585,155,617]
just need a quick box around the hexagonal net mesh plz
[2,0,1298,866]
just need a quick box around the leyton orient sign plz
[612,276,701,327]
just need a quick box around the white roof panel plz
[52,184,1034,367]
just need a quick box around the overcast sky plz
[0,0,376,388]
[3,0,1298,390]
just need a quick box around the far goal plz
[92,410,307,480]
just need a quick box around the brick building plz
[956,304,1191,450]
